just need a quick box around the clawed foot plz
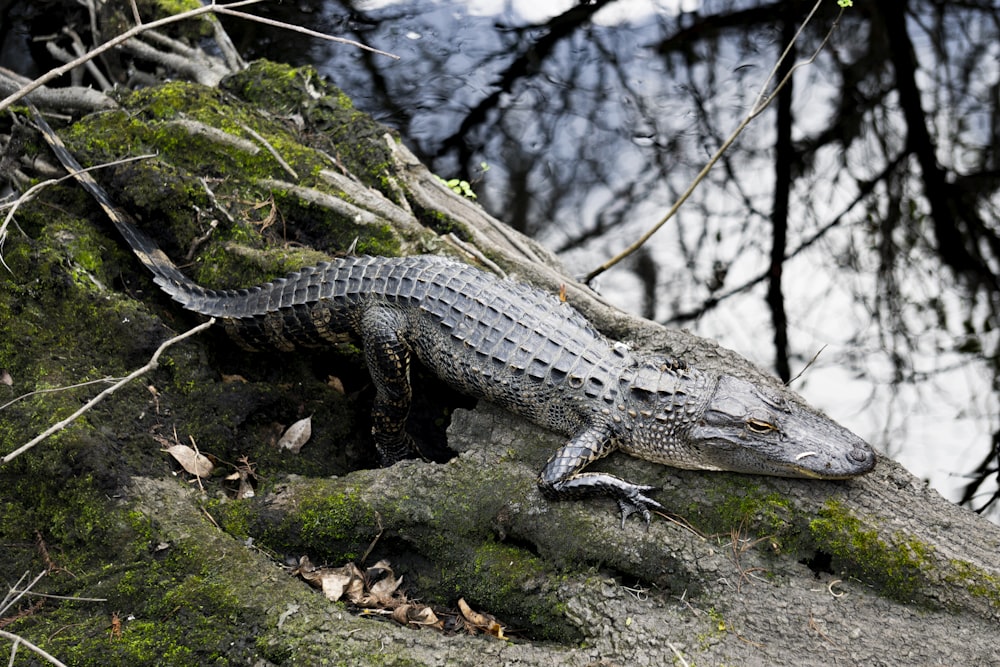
[615,485,663,529]
[538,470,664,528]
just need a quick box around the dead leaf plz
[320,570,355,601]
[296,558,367,602]
[277,416,311,453]
[225,469,256,499]
[363,560,404,605]
[293,557,508,637]
[392,604,442,628]
[0,369,12,386]
[458,598,506,639]
[163,444,214,477]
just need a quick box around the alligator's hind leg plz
[538,421,663,527]
[360,306,418,464]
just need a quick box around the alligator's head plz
[620,369,876,479]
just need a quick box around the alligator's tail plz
[30,105,311,321]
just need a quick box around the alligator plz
[32,108,876,524]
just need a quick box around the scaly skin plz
[33,108,876,524]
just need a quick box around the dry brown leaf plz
[277,416,312,453]
[458,598,506,639]
[320,570,355,601]
[163,444,214,477]
[293,558,508,637]
[392,604,442,628]
[296,559,367,602]
[364,567,404,606]
[225,469,256,499]
[343,570,367,603]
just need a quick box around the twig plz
[1,572,45,617]
[1,319,215,464]
[0,629,68,667]
[787,345,827,386]
[0,0,262,113]
[585,1,847,282]
[212,7,400,61]
[239,123,298,180]
[0,378,116,413]
[666,642,690,667]
[0,0,397,114]
[5,591,107,603]
[442,233,506,277]
[0,153,156,273]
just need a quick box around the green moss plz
[3,528,267,666]
[51,74,415,291]
[209,498,256,539]
[403,536,579,642]
[260,485,379,562]
[155,0,203,16]
[221,61,399,191]
[708,483,794,537]
[809,500,933,601]
[945,560,1000,609]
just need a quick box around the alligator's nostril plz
[849,446,873,463]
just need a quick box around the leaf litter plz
[293,556,507,638]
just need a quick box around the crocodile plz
[32,108,876,524]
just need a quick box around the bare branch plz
[212,6,401,61]
[0,153,157,273]
[585,1,847,282]
[0,629,68,667]
[0,0,264,113]
[0,0,397,114]
[0,67,116,112]
[1,319,215,465]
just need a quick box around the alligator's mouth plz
[772,445,877,479]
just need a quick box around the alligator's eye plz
[746,418,777,434]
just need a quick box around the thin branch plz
[0,571,45,617]
[0,629,67,667]
[0,377,117,413]
[585,2,847,282]
[240,123,298,179]
[212,7,400,61]
[0,0,262,113]
[0,153,157,273]
[1,319,215,465]
[5,591,107,603]
[787,345,827,386]
[0,0,397,114]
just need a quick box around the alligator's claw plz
[615,485,663,529]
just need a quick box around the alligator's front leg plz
[360,306,419,464]
[538,422,663,527]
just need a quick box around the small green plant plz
[436,163,488,200]
[436,176,477,199]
